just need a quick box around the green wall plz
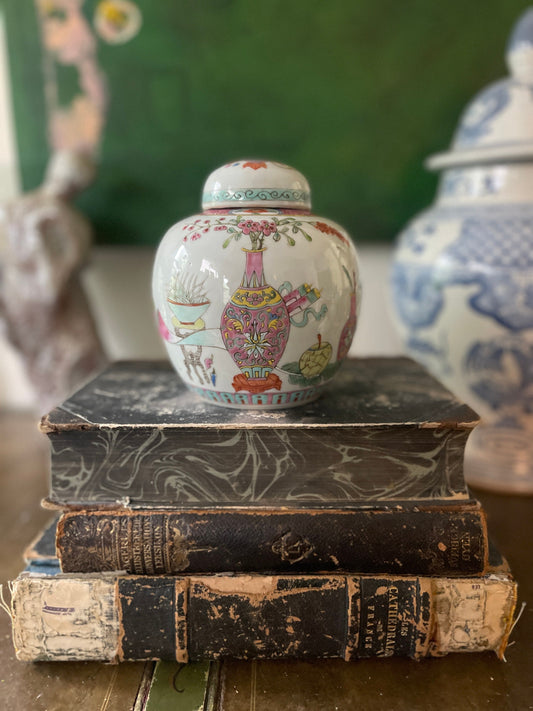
[3,1,529,245]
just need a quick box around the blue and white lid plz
[202,159,311,210]
[428,7,533,170]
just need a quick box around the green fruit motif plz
[299,334,332,378]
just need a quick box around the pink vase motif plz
[221,248,291,394]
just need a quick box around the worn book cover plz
[9,529,516,664]
[55,502,488,576]
[41,358,478,508]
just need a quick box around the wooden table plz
[0,413,532,711]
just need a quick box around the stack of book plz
[9,357,517,662]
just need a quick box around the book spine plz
[10,571,517,663]
[56,507,488,576]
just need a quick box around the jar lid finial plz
[506,6,533,83]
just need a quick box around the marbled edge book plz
[41,358,479,508]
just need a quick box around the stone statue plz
[0,150,107,414]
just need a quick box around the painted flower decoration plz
[260,220,276,236]
[314,221,349,246]
[221,216,312,250]
[244,327,271,359]
[242,161,267,170]
[179,215,316,251]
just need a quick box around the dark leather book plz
[41,358,478,508]
[55,502,488,576]
[11,533,516,663]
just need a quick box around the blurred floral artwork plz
[35,0,142,155]
[94,0,142,45]
[37,0,108,155]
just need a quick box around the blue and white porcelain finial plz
[427,7,533,170]
[506,7,533,83]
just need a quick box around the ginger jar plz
[152,159,361,409]
[391,9,533,492]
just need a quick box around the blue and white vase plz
[391,8,533,493]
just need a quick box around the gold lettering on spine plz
[153,516,165,573]
[119,517,132,572]
[461,532,472,562]
[163,516,172,572]
[363,602,376,651]
[142,516,154,574]
[449,529,460,568]
[132,516,144,574]
[384,585,399,655]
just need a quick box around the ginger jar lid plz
[201,159,311,211]
[427,7,533,170]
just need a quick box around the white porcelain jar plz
[153,160,360,408]
[391,9,533,492]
